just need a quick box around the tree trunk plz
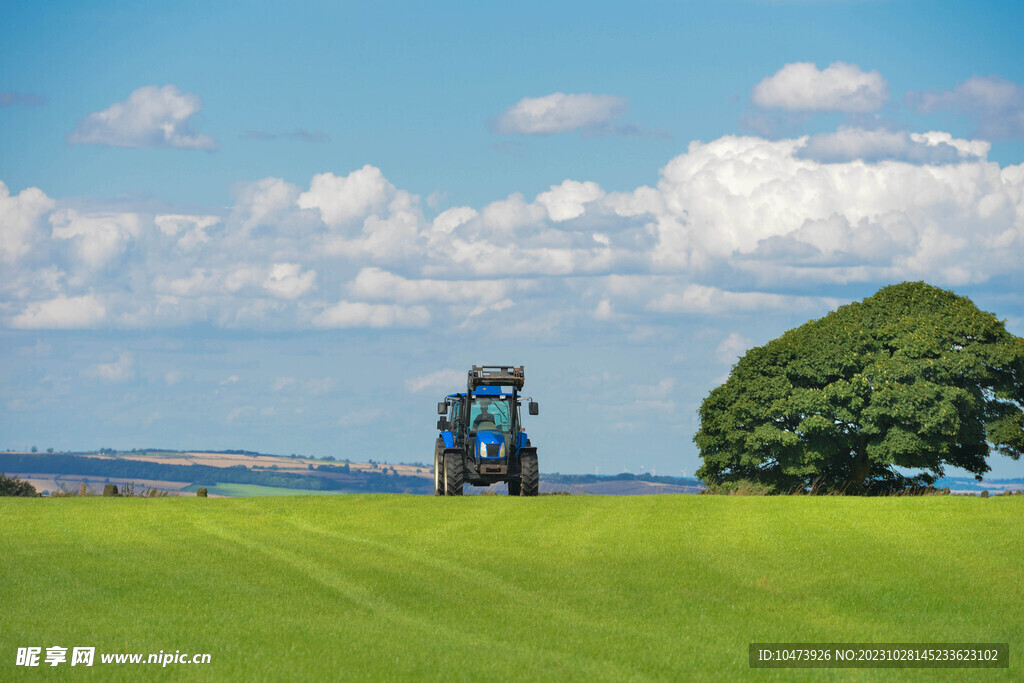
[850,448,871,489]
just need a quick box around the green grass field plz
[1,495,1021,680]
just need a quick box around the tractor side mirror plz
[529,401,539,415]
[437,417,448,431]
[437,402,447,415]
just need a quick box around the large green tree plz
[695,282,1024,493]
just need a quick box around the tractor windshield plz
[469,396,512,433]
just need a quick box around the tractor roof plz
[467,365,525,391]
[445,388,512,399]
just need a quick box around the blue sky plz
[2,0,1023,479]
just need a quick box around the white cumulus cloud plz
[10,294,107,329]
[311,301,430,328]
[3,126,1023,332]
[68,85,218,150]
[0,181,55,263]
[798,127,985,164]
[263,263,316,299]
[478,193,547,234]
[715,332,754,364]
[537,180,605,222]
[229,177,307,235]
[429,206,478,236]
[155,214,220,251]
[348,267,510,305]
[50,209,143,271]
[908,75,1024,139]
[297,165,394,228]
[85,351,135,382]
[648,284,838,315]
[641,134,1024,284]
[752,62,889,112]
[405,368,465,393]
[492,92,629,134]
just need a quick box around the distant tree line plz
[200,449,265,457]
[313,463,351,474]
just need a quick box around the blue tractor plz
[434,365,540,496]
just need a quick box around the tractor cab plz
[469,389,513,458]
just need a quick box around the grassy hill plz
[2,496,1021,679]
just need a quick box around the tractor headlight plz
[479,440,487,459]
[499,442,506,459]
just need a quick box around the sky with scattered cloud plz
[2,0,1023,479]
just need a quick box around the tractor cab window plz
[448,400,462,427]
[469,396,511,433]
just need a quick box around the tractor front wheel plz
[433,447,444,496]
[443,451,464,496]
[520,452,539,496]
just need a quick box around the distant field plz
[0,451,433,496]
[1,496,1020,679]
[139,451,430,479]
[9,473,193,496]
[180,483,351,497]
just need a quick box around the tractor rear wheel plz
[433,447,444,496]
[443,451,464,496]
[520,452,539,496]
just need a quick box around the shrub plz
[702,479,775,496]
[115,481,172,497]
[0,473,38,497]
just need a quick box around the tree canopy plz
[694,282,1024,493]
